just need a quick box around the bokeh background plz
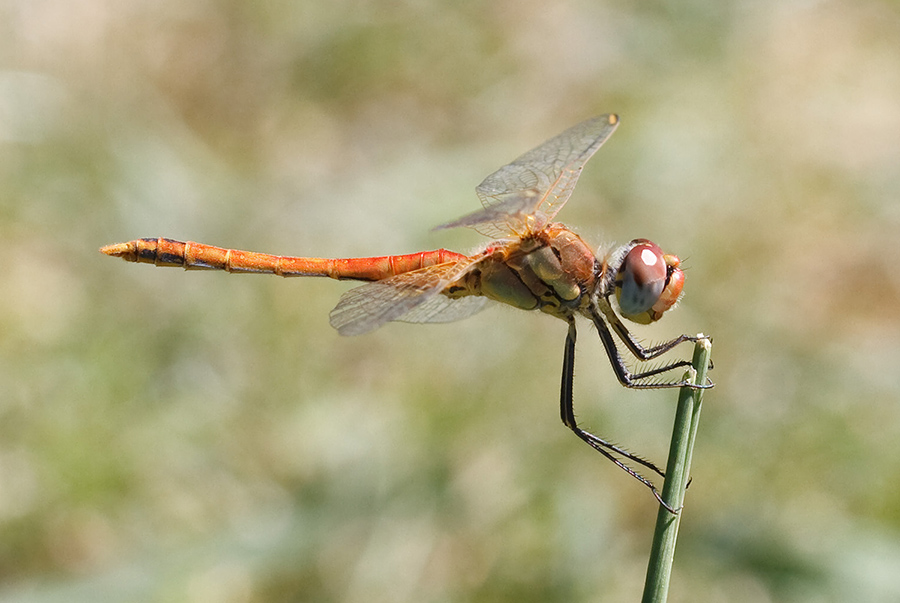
[3,1,900,601]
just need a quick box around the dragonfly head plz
[614,239,684,325]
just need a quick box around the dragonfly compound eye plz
[615,239,683,324]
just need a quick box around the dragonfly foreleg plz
[560,320,679,513]
[590,308,712,389]
[597,300,709,362]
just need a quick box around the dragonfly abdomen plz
[100,238,468,281]
[321,250,467,281]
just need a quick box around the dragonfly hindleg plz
[560,320,680,513]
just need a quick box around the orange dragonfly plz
[102,114,712,512]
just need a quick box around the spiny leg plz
[590,306,713,389]
[560,320,678,513]
[598,298,710,362]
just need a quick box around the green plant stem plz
[641,336,712,603]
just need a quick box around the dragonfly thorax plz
[449,226,598,320]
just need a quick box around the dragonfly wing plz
[329,258,481,335]
[395,293,487,324]
[432,193,540,238]
[442,114,619,237]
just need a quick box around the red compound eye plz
[615,240,684,324]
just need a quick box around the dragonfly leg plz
[560,320,679,514]
[597,298,711,363]
[590,306,713,389]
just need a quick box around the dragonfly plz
[102,114,712,512]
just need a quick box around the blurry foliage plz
[2,0,900,601]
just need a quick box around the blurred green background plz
[3,1,900,601]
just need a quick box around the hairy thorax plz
[444,224,598,320]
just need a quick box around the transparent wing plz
[478,114,620,220]
[396,293,487,324]
[432,193,541,239]
[435,114,619,238]
[329,257,483,336]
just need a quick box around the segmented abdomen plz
[100,238,468,281]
